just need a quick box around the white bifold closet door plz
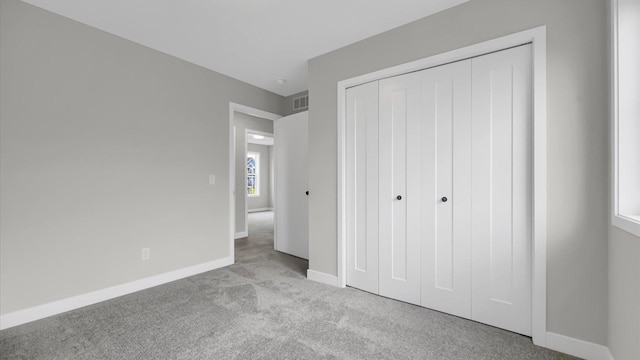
[345,44,532,336]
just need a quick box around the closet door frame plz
[337,26,547,346]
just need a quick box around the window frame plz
[611,0,640,237]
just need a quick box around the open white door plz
[274,111,309,259]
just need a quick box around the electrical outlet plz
[141,248,151,261]
[209,174,216,185]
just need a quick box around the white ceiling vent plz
[293,95,309,111]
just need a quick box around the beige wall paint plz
[233,113,274,234]
[247,143,272,210]
[308,0,609,345]
[0,0,283,314]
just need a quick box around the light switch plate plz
[209,175,215,185]
[141,248,150,261]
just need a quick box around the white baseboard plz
[234,231,248,239]
[0,255,233,330]
[307,269,338,287]
[248,207,273,213]
[546,332,614,360]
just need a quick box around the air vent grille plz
[293,95,309,111]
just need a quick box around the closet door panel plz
[471,45,532,336]
[420,60,473,319]
[379,72,421,305]
[346,82,379,294]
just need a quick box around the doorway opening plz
[228,103,280,263]
[228,103,309,271]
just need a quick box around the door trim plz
[229,103,281,262]
[336,26,547,346]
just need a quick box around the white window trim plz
[611,0,640,237]
[247,151,260,198]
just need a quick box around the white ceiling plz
[21,0,468,96]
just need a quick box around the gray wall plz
[307,0,609,345]
[608,227,640,360]
[0,0,283,315]
[247,143,272,211]
[233,113,274,234]
[283,91,309,116]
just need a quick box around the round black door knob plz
[441,197,448,202]
[397,195,402,200]
[306,191,309,196]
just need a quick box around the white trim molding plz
[248,207,274,213]
[230,103,282,122]
[307,269,339,287]
[234,231,248,239]
[336,26,548,346]
[0,256,233,330]
[610,0,640,237]
[546,332,615,360]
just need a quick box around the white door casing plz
[274,111,309,259]
[378,73,422,306]
[420,59,473,319]
[346,82,380,294]
[470,45,533,336]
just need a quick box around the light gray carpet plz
[0,211,577,359]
